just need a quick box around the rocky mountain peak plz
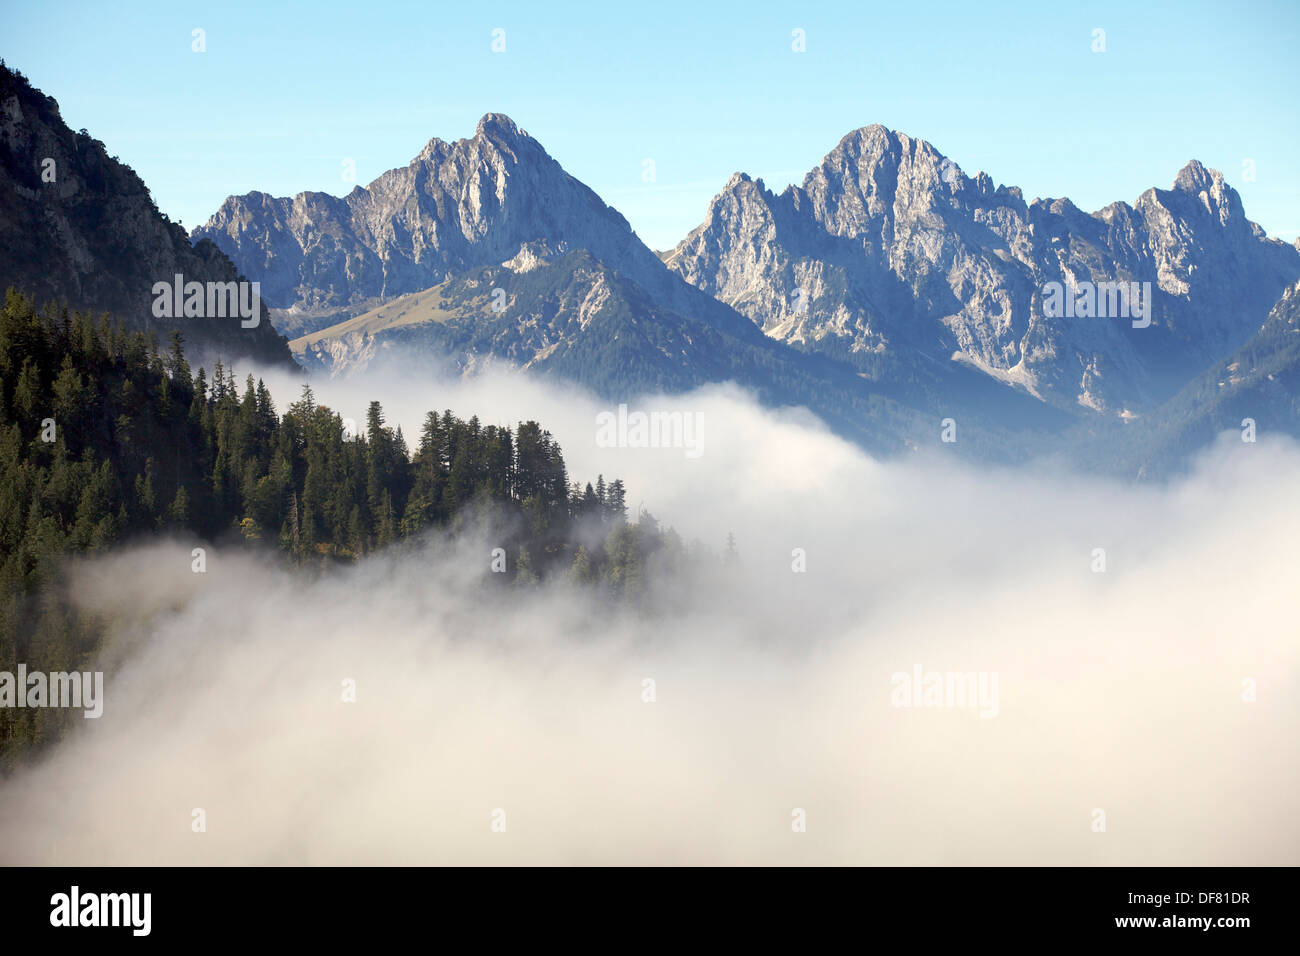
[1164,159,1243,222]
[475,112,526,141]
[413,114,531,168]
[1172,159,1214,192]
[195,112,758,342]
[805,124,899,182]
[831,123,897,154]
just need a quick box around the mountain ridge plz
[0,62,295,367]
[666,123,1300,416]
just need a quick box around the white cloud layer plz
[0,368,1296,864]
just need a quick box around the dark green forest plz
[0,289,716,763]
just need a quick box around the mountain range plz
[663,128,1300,416]
[192,111,1300,470]
[3,61,1296,472]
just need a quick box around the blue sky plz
[6,0,1298,251]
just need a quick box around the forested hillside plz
[0,289,702,763]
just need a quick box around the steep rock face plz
[664,125,1300,415]
[196,114,754,341]
[0,64,294,367]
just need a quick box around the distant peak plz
[824,124,951,167]
[1173,159,1218,192]
[476,113,526,140]
[837,124,895,148]
[846,123,892,138]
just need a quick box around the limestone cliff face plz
[0,64,294,367]
[664,125,1300,415]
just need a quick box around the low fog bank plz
[0,369,1296,865]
